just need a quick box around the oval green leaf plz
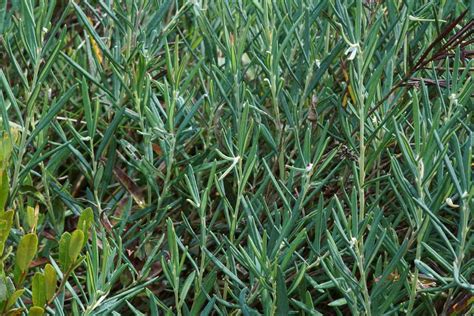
[6,289,24,309]
[59,232,71,270]
[69,229,84,263]
[29,306,44,316]
[44,263,57,301]
[32,272,46,307]
[15,233,38,272]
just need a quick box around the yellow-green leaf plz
[0,209,14,230]
[32,272,46,307]
[5,277,15,296]
[77,207,93,246]
[29,306,44,316]
[0,277,7,301]
[69,229,84,263]
[0,170,8,212]
[0,132,13,167]
[15,233,38,272]
[26,205,38,232]
[0,210,14,253]
[5,308,22,316]
[6,289,24,309]
[7,307,23,316]
[59,232,71,270]
[44,264,56,301]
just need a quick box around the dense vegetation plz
[0,0,472,315]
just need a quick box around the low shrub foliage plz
[0,0,472,315]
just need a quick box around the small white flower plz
[305,163,313,172]
[446,197,459,208]
[315,59,321,68]
[449,93,458,105]
[241,53,250,65]
[217,56,225,67]
[350,237,357,248]
[418,160,424,180]
[345,44,358,61]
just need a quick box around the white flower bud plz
[445,197,459,208]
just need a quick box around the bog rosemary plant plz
[0,0,472,315]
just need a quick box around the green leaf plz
[0,0,7,34]
[29,306,44,316]
[0,170,8,211]
[19,0,38,62]
[71,2,123,70]
[0,132,13,167]
[179,271,195,307]
[59,52,114,98]
[81,77,94,138]
[328,298,347,307]
[166,219,179,268]
[6,289,24,309]
[0,71,22,126]
[26,205,37,231]
[44,264,56,301]
[190,271,216,315]
[69,229,84,263]
[0,277,7,302]
[59,232,71,270]
[77,207,94,246]
[203,248,246,289]
[7,308,23,316]
[276,267,289,315]
[26,84,78,145]
[37,29,66,84]
[15,233,38,272]
[32,272,46,307]
[0,210,13,254]
[95,107,125,160]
